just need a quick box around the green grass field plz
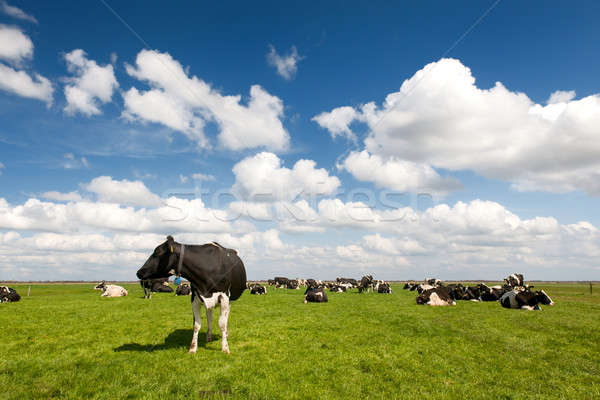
[1,282,599,399]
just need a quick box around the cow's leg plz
[205,307,213,343]
[218,295,231,354]
[188,296,202,354]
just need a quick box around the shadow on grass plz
[114,328,195,352]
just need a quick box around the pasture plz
[1,282,599,399]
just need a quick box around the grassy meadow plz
[1,282,599,399]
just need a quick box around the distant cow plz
[377,283,392,294]
[140,277,173,299]
[175,282,192,296]
[479,283,508,301]
[500,289,554,310]
[505,274,524,288]
[330,284,347,293]
[101,284,128,297]
[358,275,373,293]
[304,287,328,303]
[336,277,358,288]
[249,284,267,295]
[0,286,20,303]
[416,287,455,306]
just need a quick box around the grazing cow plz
[304,287,328,303]
[140,277,173,299]
[249,284,267,295]
[176,282,192,296]
[358,275,373,293]
[505,274,524,288]
[100,284,128,297]
[137,236,246,354]
[416,287,456,306]
[0,286,20,303]
[500,289,555,310]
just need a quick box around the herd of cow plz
[249,275,393,303]
[0,237,557,356]
[409,274,555,310]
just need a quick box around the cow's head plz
[137,236,179,280]
[536,290,555,306]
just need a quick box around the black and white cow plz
[358,275,373,293]
[175,282,192,296]
[0,286,20,303]
[304,287,328,303]
[377,283,392,294]
[137,236,247,354]
[416,286,455,306]
[249,284,267,295]
[505,274,524,288]
[140,277,174,299]
[500,289,555,310]
[329,284,347,293]
[336,277,358,288]
[479,283,508,301]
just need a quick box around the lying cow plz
[416,287,456,306]
[304,287,328,303]
[100,284,128,297]
[140,277,173,299]
[500,289,554,310]
[377,283,392,294]
[175,282,192,296]
[250,284,267,295]
[0,286,20,303]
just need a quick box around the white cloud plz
[41,191,84,202]
[266,45,304,80]
[231,152,341,202]
[123,49,289,151]
[63,49,119,116]
[191,173,216,181]
[0,63,53,103]
[0,26,52,103]
[315,58,600,196]
[0,161,4,175]
[62,153,90,169]
[82,176,163,208]
[339,150,462,195]
[0,25,33,64]
[1,186,599,281]
[0,1,38,24]
[312,106,358,142]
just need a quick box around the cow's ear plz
[166,236,175,253]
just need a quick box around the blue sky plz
[1,1,600,282]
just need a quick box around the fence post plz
[590,282,593,295]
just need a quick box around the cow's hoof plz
[188,349,197,354]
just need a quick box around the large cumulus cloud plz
[315,58,600,196]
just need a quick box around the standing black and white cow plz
[140,277,173,299]
[358,275,373,293]
[137,236,247,354]
[0,286,20,303]
[304,287,328,303]
[500,289,554,310]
